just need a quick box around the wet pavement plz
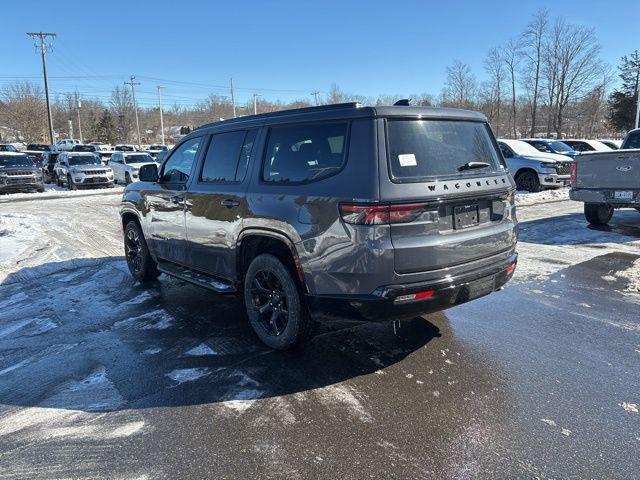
[0,196,638,479]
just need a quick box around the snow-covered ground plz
[515,187,569,206]
[0,184,124,203]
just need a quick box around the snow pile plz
[515,188,570,206]
[0,184,123,202]
[0,213,38,264]
[613,258,640,293]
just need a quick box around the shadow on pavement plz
[518,209,640,245]
[0,257,441,412]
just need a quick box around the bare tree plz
[0,82,47,143]
[502,39,521,137]
[521,8,549,137]
[441,60,477,108]
[483,48,505,135]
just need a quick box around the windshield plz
[27,144,48,151]
[68,155,101,166]
[548,141,573,153]
[125,154,153,164]
[387,120,503,182]
[0,155,34,167]
[502,140,541,156]
[0,145,18,152]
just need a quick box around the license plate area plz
[614,191,633,200]
[466,275,496,300]
[453,204,479,229]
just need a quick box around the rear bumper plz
[306,252,517,321]
[570,189,640,206]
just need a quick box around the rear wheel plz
[243,254,313,350]
[584,203,613,226]
[515,170,542,193]
[124,221,160,283]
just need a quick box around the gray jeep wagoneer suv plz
[120,102,518,349]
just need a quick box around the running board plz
[157,260,236,293]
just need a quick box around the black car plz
[120,102,518,349]
[0,153,45,193]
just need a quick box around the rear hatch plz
[381,118,516,274]
[575,150,640,189]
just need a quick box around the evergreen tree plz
[608,51,640,132]
[94,110,117,144]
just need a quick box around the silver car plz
[54,152,114,190]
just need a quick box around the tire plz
[37,187,44,193]
[124,221,160,283]
[584,203,613,226]
[125,172,131,185]
[67,174,77,190]
[515,170,542,193]
[243,254,313,350]
[55,173,62,187]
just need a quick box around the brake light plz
[394,289,436,304]
[570,162,577,183]
[339,203,431,225]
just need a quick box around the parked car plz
[108,152,156,184]
[54,152,114,190]
[598,139,622,150]
[145,144,169,159]
[56,139,82,151]
[0,144,19,152]
[497,139,573,192]
[89,142,112,152]
[120,102,518,350]
[562,139,612,153]
[521,138,576,158]
[0,152,44,193]
[114,144,136,152]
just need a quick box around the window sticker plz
[398,153,417,167]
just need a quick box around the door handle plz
[220,199,240,208]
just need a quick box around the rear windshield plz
[623,131,640,149]
[387,120,503,182]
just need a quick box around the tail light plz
[339,203,431,225]
[570,162,577,184]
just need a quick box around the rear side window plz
[386,120,503,183]
[200,129,257,183]
[262,122,348,183]
[623,131,640,149]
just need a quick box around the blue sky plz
[2,0,638,107]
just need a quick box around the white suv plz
[56,139,81,151]
[108,152,156,184]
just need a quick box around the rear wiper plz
[458,161,491,172]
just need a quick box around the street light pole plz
[157,85,165,145]
[75,91,83,143]
[125,76,142,148]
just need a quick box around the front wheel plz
[125,172,132,185]
[124,221,160,283]
[515,171,542,193]
[243,254,313,350]
[67,174,77,190]
[584,203,613,226]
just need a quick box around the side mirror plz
[139,163,159,182]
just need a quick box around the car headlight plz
[539,162,556,170]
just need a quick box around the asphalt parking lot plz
[0,194,639,479]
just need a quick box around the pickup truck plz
[569,129,640,225]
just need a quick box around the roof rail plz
[197,102,363,130]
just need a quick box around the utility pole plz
[157,85,165,145]
[311,91,320,106]
[75,90,83,143]
[27,32,56,144]
[230,77,236,118]
[252,93,261,115]
[125,75,142,148]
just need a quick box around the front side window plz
[387,120,503,182]
[200,129,257,183]
[161,137,201,183]
[499,143,513,158]
[624,131,640,149]
[262,122,348,183]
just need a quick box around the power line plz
[26,31,56,143]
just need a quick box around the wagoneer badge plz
[616,165,632,172]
